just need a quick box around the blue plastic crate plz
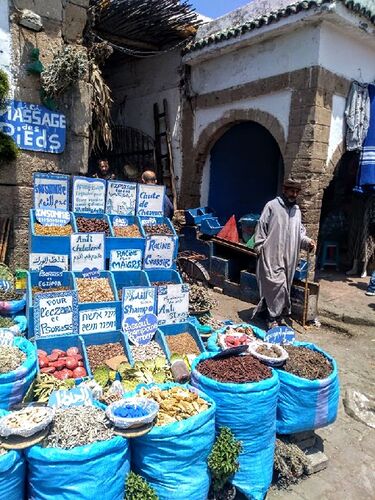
[185,207,215,226]
[107,215,146,253]
[140,216,178,239]
[158,322,206,362]
[27,271,76,338]
[294,259,309,281]
[29,209,77,255]
[200,217,222,236]
[113,270,151,296]
[146,269,183,287]
[34,334,88,382]
[80,330,133,376]
[73,212,113,259]
[127,329,170,362]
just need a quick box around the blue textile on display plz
[128,382,216,500]
[275,342,340,435]
[191,353,279,500]
[355,84,375,193]
[0,410,26,500]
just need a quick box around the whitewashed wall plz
[0,0,11,79]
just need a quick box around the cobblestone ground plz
[211,292,375,500]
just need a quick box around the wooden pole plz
[302,251,311,328]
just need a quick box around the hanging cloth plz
[354,84,375,193]
[345,81,370,151]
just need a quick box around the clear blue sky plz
[190,0,250,18]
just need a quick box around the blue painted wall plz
[208,122,283,223]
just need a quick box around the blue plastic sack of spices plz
[129,382,216,500]
[191,353,279,500]
[0,295,26,315]
[0,336,37,410]
[207,323,265,353]
[0,410,26,500]
[26,435,130,500]
[275,342,340,435]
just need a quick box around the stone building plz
[108,0,375,260]
[0,0,91,267]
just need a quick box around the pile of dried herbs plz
[189,284,217,313]
[274,438,309,488]
[0,346,25,373]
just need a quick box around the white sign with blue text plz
[79,307,117,335]
[29,253,69,272]
[33,172,69,211]
[34,291,79,337]
[121,287,157,345]
[110,249,143,271]
[0,100,66,153]
[48,387,93,408]
[35,209,70,226]
[72,177,106,214]
[157,284,189,325]
[70,233,105,273]
[106,181,137,215]
[136,184,164,217]
[144,235,175,269]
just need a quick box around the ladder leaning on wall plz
[153,99,177,211]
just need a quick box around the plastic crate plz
[159,322,206,362]
[239,214,260,243]
[81,330,133,375]
[29,209,77,255]
[107,215,146,253]
[35,334,88,383]
[146,269,183,287]
[140,216,178,239]
[200,217,222,236]
[113,270,151,295]
[73,213,113,259]
[27,271,76,338]
[185,207,215,226]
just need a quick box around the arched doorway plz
[203,121,284,223]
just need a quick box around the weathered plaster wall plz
[0,0,91,267]
[108,49,183,184]
[0,0,11,77]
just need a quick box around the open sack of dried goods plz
[0,314,27,336]
[207,323,265,352]
[25,405,130,500]
[128,383,216,500]
[0,337,37,410]
[275,342,339,434]
[191,352,279,500]
[0,410,26,500]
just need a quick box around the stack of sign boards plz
[27,172,205,372]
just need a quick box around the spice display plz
[76,217,110,235]
[144,224,173,236]
[130,340,165,362]
[0,346,25,373]
[256,344,283,358]
[218,325,255,349]
[166,333,200,355]
[33,373,75,403]
[114,225,141,237]
[34,223,73,236]
[112,404,149,419]
[0,407,54,436]
[0,317,16,328]
[37,347,87,380]
[196,354,272,383]
[198,314,225,330]
[32,286,70,295]
[138,386,209,426]
[0,289,23,301]
[189,284,217,313]
[76,278,114,303]
[281,346,333,380]
[119,358,173,392]
[43,406,113,449]
[87,342,124,372]
[151,281,175,286]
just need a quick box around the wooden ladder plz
[153,99,177,210]
[0,217,11,263]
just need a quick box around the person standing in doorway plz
[92,158,116,180]
[253,179,316,330]
[141,170,174,219]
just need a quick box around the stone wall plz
[1,0,91,268]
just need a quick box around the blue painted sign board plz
[0,100,66,153]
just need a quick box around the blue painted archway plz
[207,121,284,224]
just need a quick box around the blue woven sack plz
[26,435,130,500]
[191,353,279,500]
[0,336,37,410]
[128,382,216,500]
[276,342,340,434]
[0,410,26,500]
[207,323,265,353]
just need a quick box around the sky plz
[190,0,251,19]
